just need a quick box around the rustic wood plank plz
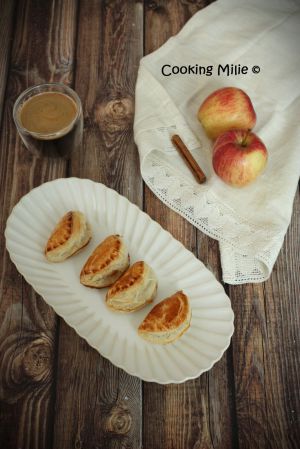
[230,189,300,449]
[0,1,78,448]
[263,190,300,448]
[198,235,237,449]
[0,0,16,125]
[52,1,144,448]
[142,2,235,449]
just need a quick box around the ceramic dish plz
[5,178,234,383]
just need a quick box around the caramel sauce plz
[20,92,77,135]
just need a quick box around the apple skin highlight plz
[198,87,256,140]
[212,130,268,187]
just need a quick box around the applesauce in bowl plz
[14,83,83,158]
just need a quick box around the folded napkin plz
[134,0,300,284]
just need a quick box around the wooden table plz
[0,1,299,448]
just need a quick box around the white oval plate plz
[5,178,234,384]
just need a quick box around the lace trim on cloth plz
[142,153,284,284]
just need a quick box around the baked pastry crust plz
[80,235,129,288]
[45,211,91,262]
[106,261,157,312]
[138,291,191,344]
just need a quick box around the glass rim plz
[13,82,82,139]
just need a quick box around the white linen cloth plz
[134,0,300,284]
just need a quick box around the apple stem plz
[241,130,250,147]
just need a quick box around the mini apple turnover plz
[106,261,157,312]
[138,291,191,344]
[80,235,129,288]
[45,211,91,262]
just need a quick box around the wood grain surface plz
[229,191,300,449]
[0,1,299,449]
[0,0,15,125]
[0,0,76,448]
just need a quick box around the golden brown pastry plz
[80,235,129,288]
[45,211,91,262]
[138,291,191,344]
[106,261,157,312]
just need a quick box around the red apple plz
[198,87,256,140]
[212,130,268,187]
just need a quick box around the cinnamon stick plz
[171,134,206,184]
